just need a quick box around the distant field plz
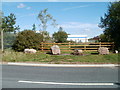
[2,49,119,64]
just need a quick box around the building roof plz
[68,35,87,38]
[68,35,87,37]
[88,36,100,40]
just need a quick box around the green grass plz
[2,49,119,64]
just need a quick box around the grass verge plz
[2,49,120,64]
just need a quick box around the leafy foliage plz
[12,30,41,51]
[32,24,36,31]
[99,1,120,50]
[0,10,3,28]
[99,34,111,42]
[2,13,19,33]
[53,27,68,43]
[38,8,58,31]
[39,30,51,42]
[38,8,53,31]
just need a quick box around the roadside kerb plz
[7,62,119,67]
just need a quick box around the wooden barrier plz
[40,42,114,52]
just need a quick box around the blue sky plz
[2,2,111,38]
[2,0,117,2]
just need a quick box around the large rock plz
[73,49,83,55]
[115,50,118,54]
[51,45,61,55]
[24,49,37,53]
[98,47,109,55]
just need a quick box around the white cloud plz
[26,7,31,10]
[17,3,26,8]
[57,22,103,37]
[17,3,31,10]
[59,22,98,29]
[18,13,37,18]
[63,5,90,11]
[28,13,37,16]
[84,28,91,31]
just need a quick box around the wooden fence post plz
[112,42,115,51]
[84,45,86,51]
[69,42,71,51]
[99,42,101,48]
[54,42,55,45]
[41,42,43,51]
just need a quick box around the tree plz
[51,19,58,28]
[32,24,36,31]
[38,8,58,31]
[12,30,41,51]
[99,34,111,42]
[99,1,120,50]
[2,13,18,33]
[0,12,20,51]
[38,8,53,31]
[13,25,20,34]
[38,9,58,42]
[0,10,3,51]
[53,27,68,43]
[39,30,51,42]
[0,10,3,28]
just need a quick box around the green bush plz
[12,30,41,51]
[52,27,68,43]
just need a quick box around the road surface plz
[2,65,119,88]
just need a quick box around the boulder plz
[98,47,109,55]
[51,45,61,55]
[73,49,83,55]
[24,49,37,53]
[115,50,118,54]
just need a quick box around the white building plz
[67,35,88,42]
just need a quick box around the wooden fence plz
[40,42,114,52]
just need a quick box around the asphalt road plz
[2,65,119,88]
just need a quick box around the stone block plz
[51,45,61,55]
[98,47,109,55]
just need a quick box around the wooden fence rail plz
[40,42,114,52]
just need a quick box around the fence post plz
[41,42,43,51]
[99,42,101,48]
[84,45,86,51]
[54,42,55,45]
[1,30,4,52]
[112,42,115,51]
[69,42,71,51]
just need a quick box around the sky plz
[2,1,113,38]
[2,0,117,2]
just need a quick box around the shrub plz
[12,30,41,51]
[52,27,68,43]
